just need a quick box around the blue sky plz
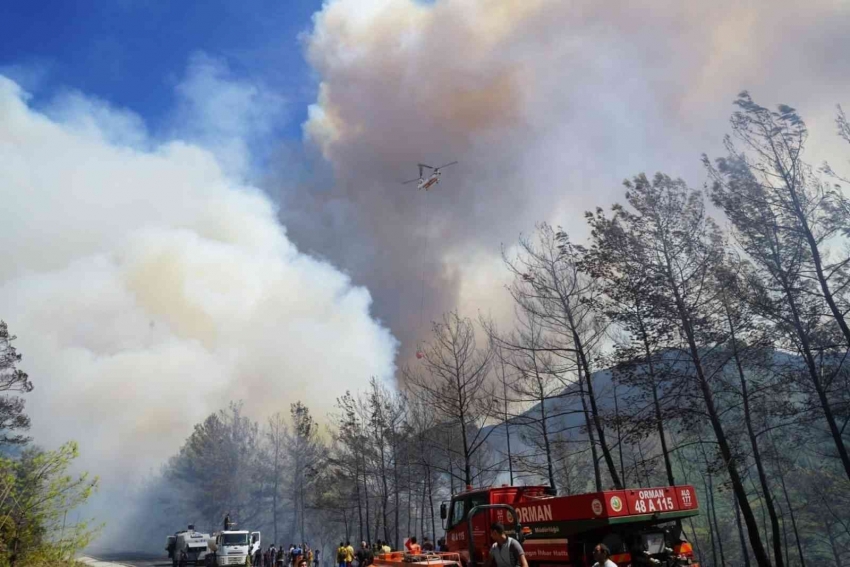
[0,0,324,139]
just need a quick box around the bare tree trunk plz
[564,302,622,489]
[419,475,426,540]
[428,465,436,541]
[779,506,789,567]
[407,449,412,540]
[273,476,279,544]
[733,490,752,567]
[499,355,514,485]
[707,470,727,567]
[613,380,626,487]
[374,502,381,546]
[393,439,400,549]
[376,419,390,546]
[771,440,806,567]
[635,314,675,486]
[636,439,651,486]
[538,389,556,490]
[355,456,364,544]
[687,518,704,567]
[363,452,371,545]
[751,477,770,556]
[703,475,718,567]
[300,475,306,543]
[577,364,602,491]
[724,302,783,567]
[447,435,455,495]
[672,441,704,564]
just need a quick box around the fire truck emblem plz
[591,499,603,516]
[681,488,692,507]
[609,496,623,512]
[506,510,514,523]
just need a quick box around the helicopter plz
[402,161,458,191]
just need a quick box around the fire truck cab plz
[441,484,700,567]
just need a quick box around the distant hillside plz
[480,348,809,488]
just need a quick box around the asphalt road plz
[92,552,171,567]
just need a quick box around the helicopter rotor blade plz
[402,178,421,185]
[418,163,435,170]
[435,161,458,170]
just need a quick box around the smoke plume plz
[277,0,850,367]
[0,63,396,537]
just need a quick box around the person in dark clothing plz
[356,542,373,567]
[224,514,231,530]
[254,547,263,567]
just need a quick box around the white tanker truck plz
[205,529,261,567]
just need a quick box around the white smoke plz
[278,0,850,367]
[0,61,397,534]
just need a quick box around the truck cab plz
[441,485,700,567]
[207,530,261,567]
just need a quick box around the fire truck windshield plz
[223,533,249,546]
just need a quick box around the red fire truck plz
[439,484,700,567]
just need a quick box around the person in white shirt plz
[591,543,617,567]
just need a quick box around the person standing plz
[344,541,355,567]
[355,542,366,567]
[337,542,347,567]
[356,542,373,567]
[591,544,617,567]
[487,523,528,567]
[404,538,420,554]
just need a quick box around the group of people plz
[254,542,320,567]
[334,540,388,567]
[333,534,454,567]
[400,536,447,554]
[237,520,613,567]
